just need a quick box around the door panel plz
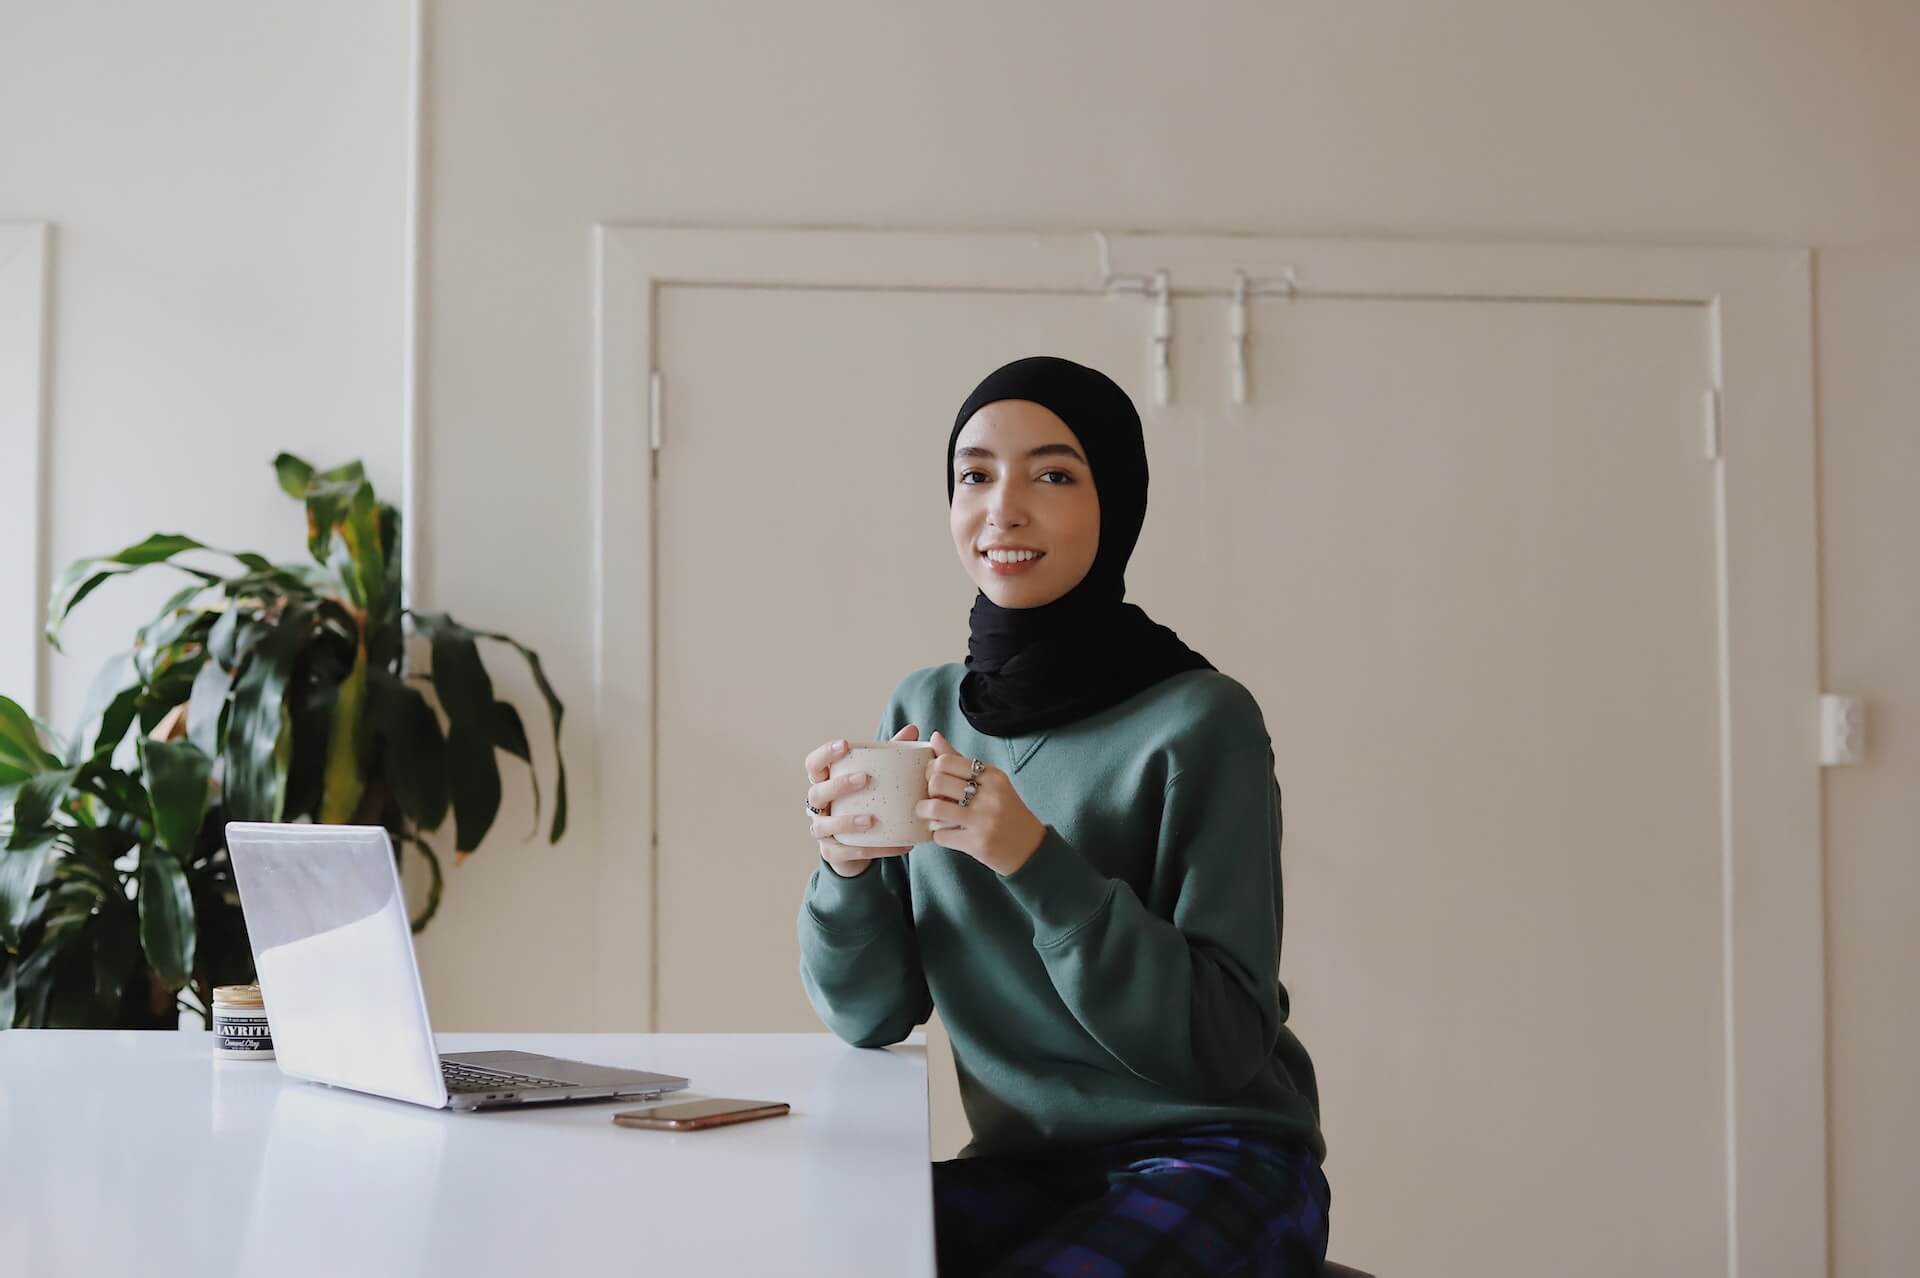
[653,286,1178,1159]
[1196,296,1722,1276]
[649,275,1727,1275]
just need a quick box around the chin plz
[982,580,1054,608]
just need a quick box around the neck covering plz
[947,355,1215,737]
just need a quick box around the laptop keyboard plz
[440,1060,573,1094]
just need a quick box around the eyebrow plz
[953,444,1087,465]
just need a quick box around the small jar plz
[211,984,274,1059]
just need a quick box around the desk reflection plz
[235,1082,449,1278]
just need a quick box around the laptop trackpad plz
[444,1050,683,1089]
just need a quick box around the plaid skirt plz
[933,1123,1330,1277]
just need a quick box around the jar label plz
[214,1014,274,1054]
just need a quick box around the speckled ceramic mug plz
[827,740,937,848]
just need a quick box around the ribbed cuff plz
[999,827,1117,945]
[804,858,897,935]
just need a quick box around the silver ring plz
[805,801,824,816]
[958,780,978,807]
[969,758,986,778]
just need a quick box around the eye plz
[955,469,1075,485]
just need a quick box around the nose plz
[985,486,1027,528]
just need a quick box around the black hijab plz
[947,355,1216,737]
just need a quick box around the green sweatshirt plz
[797,663,1324,1162]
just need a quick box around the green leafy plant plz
[0,454,566,1029]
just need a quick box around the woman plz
[798,356,1329,1276]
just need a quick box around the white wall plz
[0,2,409,734]
[420,4,1917,1274]
[3,2,1912,1272]
[0,224,48,710]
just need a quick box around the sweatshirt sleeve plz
[998,702,1286,1100]
[795,694,934,1049]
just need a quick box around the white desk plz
[0,1029,934,1277]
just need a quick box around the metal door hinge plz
[1095,234,1173,406]
[1820,694,1867,766]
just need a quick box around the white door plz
[1183,294,1723,1275]
[594,228,1823,1278]
[647,283,1194,1170]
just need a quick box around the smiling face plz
[949,399,1100,608]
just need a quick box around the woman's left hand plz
[918,731,1048,877]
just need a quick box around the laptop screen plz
[226,823,449,1107]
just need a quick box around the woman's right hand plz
[806,724,921,878]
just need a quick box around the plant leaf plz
[44,531,281,654]
[92,915,140,1010]
[81,768,150,829]
[89,532,206,567]
[186,656,235,758]
[144,579,212,634]
[280,672,333,823]
[474,629,568,843]
[337,480,388,614]
[45,533,221,650]
[9,768,78,849]
[139,738,213,856]
[46,572,117,649]
[490,700,540,838]
[271,702,294,823]
[207,606,244,668]
[66,652,133,761]
[223,603,313,823]
[220,566,318,605]
[209,607,276,677]
[136,849,195,989]
[490,700,530,759]
[0,833,60,950]
[402,615,570,845]
[399,831,444,933]
[414,613,500,853]
[318,636,369,823]
[378,504,400,588]
[369,670,447,831]
[62,826,132,886]
[0,695,63,780]
[274,452,315,500]
[132,601,207,685]
[442,714,500,854]
[303,476,362,568]
[90,686,144,766]
[8,933,59,1025]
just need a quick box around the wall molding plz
[401,0,428,616]
[0,223,51,718]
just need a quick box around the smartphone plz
[612,1098,790,1131]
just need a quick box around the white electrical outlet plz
[1820,695,1867,766]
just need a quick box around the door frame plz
[593,224,1823,1278]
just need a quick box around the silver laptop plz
[226,822,688,1111]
